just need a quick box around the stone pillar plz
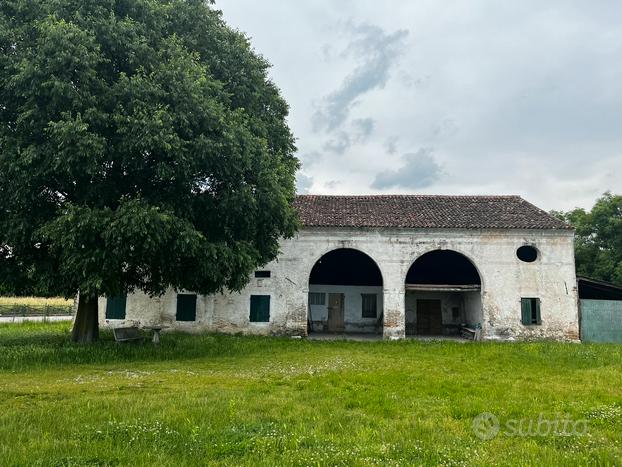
[383,288,405,339]
[380,258,406,340]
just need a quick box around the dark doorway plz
[416,299,442,335]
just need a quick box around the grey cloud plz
[300,151,323,168]
[313,23,408,132]
[372,148,443,189]
[320,44,334,61]
[384,136,399,155]
[323,131,351,154]
[431,118,459,139]
[296,173,313,194]
[399,71,431,89]
[352,118,375,141]
[324,118,375,154]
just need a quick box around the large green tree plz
[0,0,299,342]
[553,192,622,286]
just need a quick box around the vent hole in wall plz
[517,245,538,263]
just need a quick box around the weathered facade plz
[99,195,580,341]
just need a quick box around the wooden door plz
[327,293,345,332]
[416,299,442,335]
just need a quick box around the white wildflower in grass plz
[586,404,622,422]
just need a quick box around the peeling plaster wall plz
[100,227,579,341]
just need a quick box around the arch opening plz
[405,250,483,337]
[308,248,383,335]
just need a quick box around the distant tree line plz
[553,192,622,286]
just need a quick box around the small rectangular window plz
[176,294,197,321]
[250,295,270,322]
[521,298,541,325]
[309,292,326,306]
[361,293,377,318]
[255,271,271,278]
[106,295,127,320]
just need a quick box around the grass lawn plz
[0,323,620,466]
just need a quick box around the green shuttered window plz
[361,293,378,318]
[250,295,270,322]
[105,295,126,319]
[176,294,197,321]
[521,298,541,325]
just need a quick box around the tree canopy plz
[0,0,299,340]
[553,192,622,286]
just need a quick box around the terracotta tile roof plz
[293,195,571,230]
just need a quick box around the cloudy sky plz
[218,1,622,210]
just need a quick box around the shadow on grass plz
[0,322,306,371]
[0,321,620,372]
[0,322,418,371]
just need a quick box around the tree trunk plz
[72,294,99,343]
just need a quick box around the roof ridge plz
[296,194,523,199]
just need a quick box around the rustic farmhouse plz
[100,195,580,341]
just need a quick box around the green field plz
[0,296,73,316]
[0,323,620,466]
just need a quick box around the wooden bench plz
[113,326,144,343]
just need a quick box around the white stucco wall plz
[99,226,579,341]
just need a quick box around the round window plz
[517,245,538,263]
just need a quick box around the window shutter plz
[521,298,531,325]
[106,295,126,319]
[250,295,270,322]
[361,294,377,318]
[535,299,542,325]
[259,296,270,321]
[176,294,197,321]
